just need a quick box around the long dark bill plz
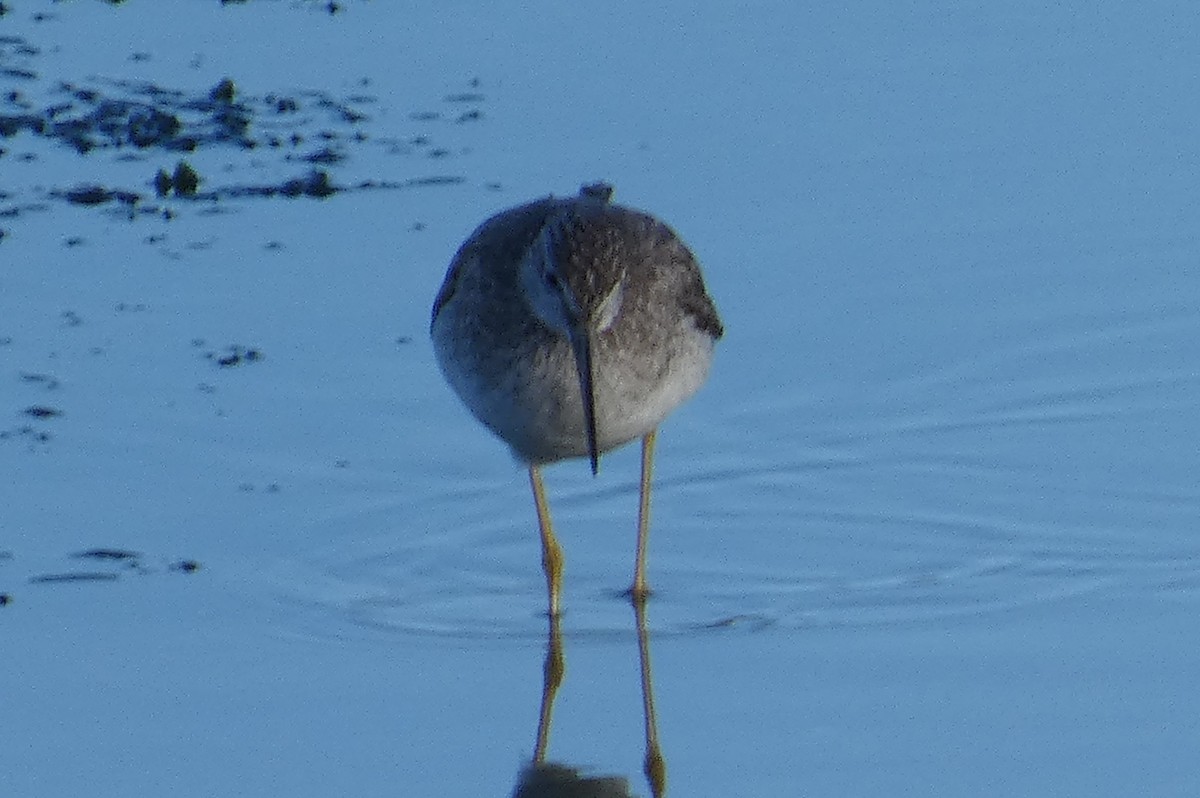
[569,328,600,475]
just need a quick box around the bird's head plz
[519,205,628,475]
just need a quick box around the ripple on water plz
[268,474,1200,642]
[272,295,1200,641]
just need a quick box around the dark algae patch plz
[1,29,486,231]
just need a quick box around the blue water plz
[4,2,1200,796]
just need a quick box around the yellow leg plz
[529,465,564,617]
[532,611,564,762]
[634,597,666,798]
[630,429,657,603]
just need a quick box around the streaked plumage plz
[431,182,722,614]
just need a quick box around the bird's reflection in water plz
[511,762,632,798]
[513,601,666,798]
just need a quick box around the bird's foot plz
[622,583,654,608]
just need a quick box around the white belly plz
[433,312,715,465]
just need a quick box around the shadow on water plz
[513,600,666,798]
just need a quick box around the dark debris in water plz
[5,366,66,445]
[20,372,60,390]
[151,161,201,199]
[206,344,263,368]
[61,184,140,207]
[0,424,52,446]
[0,33,486,231]
[1,551,11,607]
[4,548,201,600]
[30,572,120,584]
[214,0,344,12]
[237,481,282,494]
[0,69,277,154]
[47,171,465,221]
[73,548,141,562]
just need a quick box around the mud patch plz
[0,26,485,234]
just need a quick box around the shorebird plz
[431,182,722,615]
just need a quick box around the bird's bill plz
[568,327,600,475]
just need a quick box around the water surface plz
[4,2,1200,796]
